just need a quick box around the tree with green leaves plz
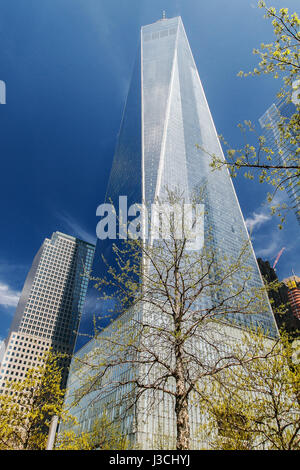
[0,351,67,450]
[199,330,300,450]
[201,2,300,226]
[56,413,130,450]
[68,191,280,450]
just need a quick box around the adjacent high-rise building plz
[259,98,300,225]
[62,16,279,448]
[282,275,300,321]
[0,341,5,364]
[0,232,95,391]
[257,258,300,336]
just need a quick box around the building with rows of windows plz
[0,231,95,391]
[60,16,279,449]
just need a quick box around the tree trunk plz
[175,390,190,450]
[174,264,190,450]
[175,354,190,450]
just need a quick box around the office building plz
[282,275,300,321]
[0,231,95,392]
[61,16,279,448]
[259,98,300,225]
[79,15,278,345]
[257,258,300,336]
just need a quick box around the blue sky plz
[0,0,299,341]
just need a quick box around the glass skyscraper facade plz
[78,16,278,348]
[259,99,300,225]
[62,16,279,449]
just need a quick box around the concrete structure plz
[0,341,5,365]
[283,275,300,321]
[257,259,300,336]
[0,232,95,392]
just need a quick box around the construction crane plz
[273,247,286,270]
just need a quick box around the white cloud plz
[0,282,20,308]
[245,192,291,261]
[245,210,271,232]
[245,191,288,233]
[255,240,279,259]
[56,212,96,246]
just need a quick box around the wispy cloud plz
[245,209,271,232]
[0,282,20,308]
[56,212,96,246]
[245,194,288,260]
[245,191,288,234]
[255,239,280,259]
[0,262,28,279]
